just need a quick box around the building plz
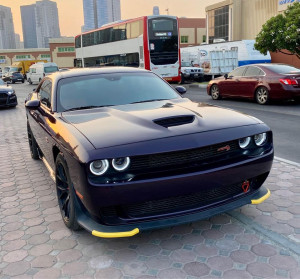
[205,0,300,67]
[153,6,160,15]
[0,37,75,70]
[0,5,16,49]
[179,18,206,48]
[83,0,121,31]
[21,0,61,49]
[21,4,38,48]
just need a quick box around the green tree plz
[254,2,300,59]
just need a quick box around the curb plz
[185,83,208,89]
[274,156,300,168]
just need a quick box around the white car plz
[181,62,204,83]
[27,62,58,85]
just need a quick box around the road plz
[185,85,300,164]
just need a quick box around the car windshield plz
[9,67,19,72]
[57,72,180,112]
[44,66,58,73]
[264,65,300,74]
[0,79,4,85]
[181,62,191,67]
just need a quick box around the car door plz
[219,66,247,96]
[238,66,264,98]
[31,79,55,165]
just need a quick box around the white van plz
[27,62,58,84]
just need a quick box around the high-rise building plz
[83,0,121,31]
[0,5,16,49]
[153,6,160,15]
[21,4,38,48]
[21,0,61,48]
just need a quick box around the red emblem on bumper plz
[217,145,231,152]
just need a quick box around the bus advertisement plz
[74,15,181,82]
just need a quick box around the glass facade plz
[207,5,229,43]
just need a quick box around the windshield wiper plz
[129,99,170,104]
[64,105,114,112]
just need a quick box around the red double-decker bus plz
[74,15,181,82]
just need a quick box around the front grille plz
[0,93,8,105]
[153,115,195,128]
[130,140,239,171]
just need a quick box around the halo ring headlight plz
[254,133,267,146]
[90,159,109,176]
[239,137,251,149]
[112,157,130,171]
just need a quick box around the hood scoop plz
[153,115,195,128]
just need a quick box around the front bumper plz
[0,94,18,107]
[76,186,270,238]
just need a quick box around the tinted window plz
[244,66,263,76]
[0,79,4,85]
[229,67,245,77]
[264,65,300,74]
[57,72,180,112]
[44,66,58,73]
[38,80,52,109]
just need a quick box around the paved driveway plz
[0,83,299,278]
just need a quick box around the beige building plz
[178,18,206,47]
[206,0,280,43]
[0,37,75,71]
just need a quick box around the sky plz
[2,0,221,41]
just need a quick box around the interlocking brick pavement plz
[0,84,300,278]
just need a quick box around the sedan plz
[207,63,300,104]
[0,79,18,108]
[25,67,273,238]
[2,71,25,84]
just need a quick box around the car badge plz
[217,145,231,152]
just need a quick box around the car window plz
[244,66,264,77]
[38,80,52,109]
[31,68,36,73]
[0,79,4,85]
[57,72,180,112]
[228,67,246,77]
[44,66,58,73]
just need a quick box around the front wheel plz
[28,78,32,85]
[210,84,221,100]
[255,87,269,105]
[55,153,81,231]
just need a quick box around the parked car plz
[27,62,58,84]
[2,71,25,84]
[180,61,204,83]
[25,67,273,238]
[207,63,300,104]
[0,79,18,107]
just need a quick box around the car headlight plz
[90,159,109,175]
[7,90,14,95]
[112,157,130,171]
[254,133,267,146]
[239,137,251,149]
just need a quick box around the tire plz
[255,87,269,105]
[180,74,185,84]
[28,78,32,85]
[39,78,41,83]
[210,84,221,100]
[22,80,24,83]
[27,123,39,160]
[55,153,81,231]
[12,81,15,84]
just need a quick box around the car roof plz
[48,67,150,83]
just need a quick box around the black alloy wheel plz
[255,86,269,105]
[27,123,39,160]
[55,153,81,230]
[210,84,221,100]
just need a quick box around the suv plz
[181,61,204,83]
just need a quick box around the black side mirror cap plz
[25,99,40,110]
[175,86,187,95]
[224,73,228,79]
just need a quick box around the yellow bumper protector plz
[251,189,271,205]
[92,228,139,238]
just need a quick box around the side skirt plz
[41,156,56,182]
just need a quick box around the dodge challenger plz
[25,68,273,238]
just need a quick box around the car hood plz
[0,85,13,92]
[61,98,262,149]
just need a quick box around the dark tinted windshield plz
[264,65,300,74]
[57,72,180,112]
[45,66,58,73]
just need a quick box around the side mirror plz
[224,73,228,79]
[32,88,36,92]
[175,86,187,95]
[26,99,40,110]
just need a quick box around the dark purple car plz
[25,68,273,238]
